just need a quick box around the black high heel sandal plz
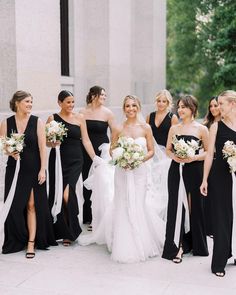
[25,241,35,259]
[213,271,225,277]
[172,247,183,264]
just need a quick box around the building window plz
[60,0,69,76]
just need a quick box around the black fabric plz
[82,120,109,224]
[209,121,236,273]
[2,115,57,254]
[162,135,208,260]
[48,114,83,241]
[149,111,173,147]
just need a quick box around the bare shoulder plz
[142,122,152,132]
[75,112,85,124]
[47,114,54,123]
[79,107,87,115]
[112,123,123,134]
[170,123,181,133]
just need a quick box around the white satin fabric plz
[79,137,166,263]
[232,173,236,257]
[51,146,63,223]
[0,158,20,236]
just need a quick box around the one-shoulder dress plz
[48,114,83,241]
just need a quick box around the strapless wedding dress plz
[79,137,165,263]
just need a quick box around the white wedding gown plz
[78,137,166,263]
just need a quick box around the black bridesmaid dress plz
[2,115,57,254]
[149,112,174,147]
[82,120,109,224]
[209,121,236,273]
[48,114,83,241]
[162,135,208,260]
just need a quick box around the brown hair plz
[122,95,141,112]
[177,95,198,118]
[86,86,105,105]
[9,90,32,112]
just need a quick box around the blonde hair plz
[155,89,173,111]
[218,90,236,103]
[122,95,141,112]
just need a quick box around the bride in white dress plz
[79,95,165,263]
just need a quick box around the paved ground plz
[0,232,236,295]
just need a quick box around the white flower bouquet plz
[111,136,145,170]
[45,120,68,143]
[222,140,236,173]
[172,135,200,159]
[1,133,25,155]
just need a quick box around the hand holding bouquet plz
[0,133,25,160]
[45,120,68,144]
[111,136,145,170]
[222,140,236,173]
[172,135,200,159]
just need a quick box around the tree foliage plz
[167,0,236,115]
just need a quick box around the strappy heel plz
[172,247,183,264]
[25,240,35,259]
[213,271,225,277]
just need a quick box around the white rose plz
[187,147,195,158]
[112,147,124,161]
[228,157,236,172]
[123,152,131,160]
[6,138,16,146]
[16,143,23,152]
[132,152,141,160]
[126,137,134,145]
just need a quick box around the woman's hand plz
[200,180,208,196]
[8,151,20,161]
[49,140,61,148]
[38,169,46,185]
[173,155,196,164]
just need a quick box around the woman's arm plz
[144,124,154,161]
[166,125,184,163]
[146,114,150,124]
[79,114,96,160]
[0,119,6,137]
[200,122,218,196]
[37,118,47,184]
[171,114,179,126]
[193,125,209,162]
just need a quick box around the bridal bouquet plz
[0,133,25,155]
[111,136,145,170]
[222,140,236,173]
[172,135,200,159]
[45,120,68,143]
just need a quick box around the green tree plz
[167,0,236,115]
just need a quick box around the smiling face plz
[123,97,140,119]
[209,98,220,118]
[177,100,193,120]
[16,96,33,114]
[94,89,106,105]
[156,95,169,112]
[58,96,74,113]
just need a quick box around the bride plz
[78,95,165,263]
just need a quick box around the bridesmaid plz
[0,90,57,258]
[146,89,178,148]
[201,90,236,277]
[47,90,97,246]
[80,86,114,227]
[203,97,221,237]
[162,95,209,263]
